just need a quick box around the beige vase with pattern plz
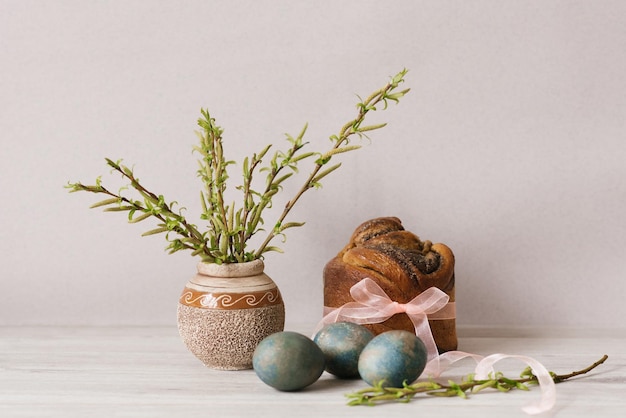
[177,259,285,370]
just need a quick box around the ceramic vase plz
[177,259,285,370]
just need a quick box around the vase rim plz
[196,259,265,277]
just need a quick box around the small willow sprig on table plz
[346,355,608,406]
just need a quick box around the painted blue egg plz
[358,330,428,387]
[313,322,374,378]
[252,331,325,391]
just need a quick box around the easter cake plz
[323,216,457,352]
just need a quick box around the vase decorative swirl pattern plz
[180,287,282,309]
[177,260,285,370]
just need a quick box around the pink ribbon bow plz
[317,277,455,364]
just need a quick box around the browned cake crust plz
[323,217,457,352]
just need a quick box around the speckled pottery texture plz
[177,259,285,370]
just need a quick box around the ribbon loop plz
[474,354,556,415]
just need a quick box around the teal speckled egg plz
[358,330,428,387]
[252,331,325,391]
[313,322,374,378]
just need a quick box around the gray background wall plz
[2,0,625,330]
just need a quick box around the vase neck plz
[196,259,265,278]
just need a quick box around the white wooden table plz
[1,326,624,417]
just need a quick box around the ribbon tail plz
[406,314,439,366]
[312,306,342,337]
[424,351,484,378]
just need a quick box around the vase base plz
[177,303,285,370]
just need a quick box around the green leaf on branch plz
[141,226,169,237]
[260,245,284,254]
[319,145,362,161]
[310,163,342,187]
[128,212,152,224]
[274,221,306,234]
[89,197,120,209]
[357,123,388,133]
